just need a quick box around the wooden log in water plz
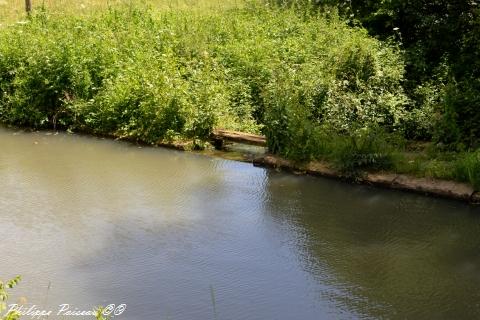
[212,129,266,147]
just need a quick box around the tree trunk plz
[25,0,32,14]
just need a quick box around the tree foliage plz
[274,0,480,146]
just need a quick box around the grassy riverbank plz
[0,1,479,190]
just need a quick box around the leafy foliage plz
[269,0,480,147]
[0,276,21,320]
[0,6,261,144]
[0,4,408,154]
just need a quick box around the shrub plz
[0,7,261,143]
[0,3,410,157]
[261,20,409,160]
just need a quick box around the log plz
[212,129,266,147]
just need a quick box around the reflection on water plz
[0,127,479,319]
[264,173,480,319]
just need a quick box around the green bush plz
[270,0,480,147]
[0,7,261,143]
[261,23,408,160]
[0,4,410,151]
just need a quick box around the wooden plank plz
[212,129,266,147]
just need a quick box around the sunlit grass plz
[0,0,245,25]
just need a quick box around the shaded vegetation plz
[271,0,480,146]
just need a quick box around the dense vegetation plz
[0,1,479,188]
[273,0,480,146]
[0,5,407,143]
[266,0,480,188]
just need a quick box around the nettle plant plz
[0,276,21,320]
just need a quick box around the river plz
[1,127,479,319]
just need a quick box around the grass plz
[0,0,244,26]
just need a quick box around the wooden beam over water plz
[212,129,266,147]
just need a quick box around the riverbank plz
[0,3,478,201]
[210,133,478,203]
[207,130,479,203]
[252,154,480,204]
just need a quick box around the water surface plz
[1,127,480,319]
